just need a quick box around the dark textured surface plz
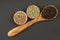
[0,0,60,40]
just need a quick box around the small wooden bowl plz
[41,5,58,20]
[26,5,40,19]
[13,11,28,25]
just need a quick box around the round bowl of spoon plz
[13,11,28,25]
[26,5,40,19]
[7,5,58,37]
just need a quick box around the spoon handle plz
[7,15,45,37]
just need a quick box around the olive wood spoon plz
[7,5,58,37]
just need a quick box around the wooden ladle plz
[7,5,58,37]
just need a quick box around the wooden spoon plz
[7,5,58,37]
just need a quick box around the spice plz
[26,5,40,19]
[13,11,28,25]
[41,5,58,20]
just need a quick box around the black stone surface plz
[0,0,60,40]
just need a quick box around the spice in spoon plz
[41,5,58,20]
[13,11,28,25]
[26,5,40,19]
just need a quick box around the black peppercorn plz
[41,5,58,20]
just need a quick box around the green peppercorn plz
[26,5,40,19]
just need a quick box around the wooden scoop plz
[7,5,58,37]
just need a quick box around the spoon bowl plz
[41,5,58,20]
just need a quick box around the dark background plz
[0,0,60,40]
